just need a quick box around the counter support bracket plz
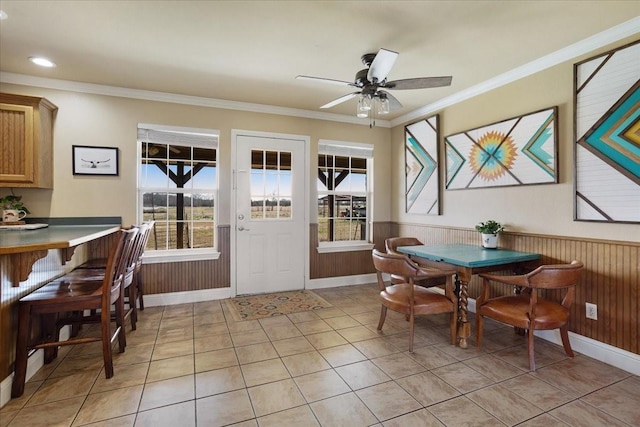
[10,250,48,286]
[59,246,77,265]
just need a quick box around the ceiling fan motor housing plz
[354,69,370,87]
[361,53,377,67]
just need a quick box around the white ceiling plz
[1,1,638,124]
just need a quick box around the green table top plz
[397,244,540,268]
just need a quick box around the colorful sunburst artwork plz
[445,107,558,190]
[469,131,518,181]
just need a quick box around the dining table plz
[397,243,541,349]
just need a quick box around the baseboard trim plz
[1,326,71,408]
[143,287,232,307]
[0,349,44,409]
[465,296,639,375]
[306,274,377,290]
[412,287,639,375]
[533,329,640,376]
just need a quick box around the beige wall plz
[390,36,640,243]
[2,35,638,244]
[0,84,392,227]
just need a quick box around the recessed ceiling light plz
[29,56,56,68]
[0,10,8,20]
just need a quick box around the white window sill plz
[316,242,375,254]
[142,250,221,264]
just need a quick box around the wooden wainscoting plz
[393,223,639,355]
[0,241,94,381]
[139,225,231,294]
[309,222,392,279]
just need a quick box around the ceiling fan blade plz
[378,90,403,110]
[320,92,360,109]
[385,76,452,90]
[367,48,398,83]
[296,75,354,87]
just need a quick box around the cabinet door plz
[0,103,35,184]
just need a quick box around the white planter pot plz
[481,233,498,249]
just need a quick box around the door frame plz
[230,129,310,297]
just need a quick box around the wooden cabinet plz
[0,93,57,188]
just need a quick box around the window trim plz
[317,139,373,251]
[143,248,221,264]
[137,123,220,262]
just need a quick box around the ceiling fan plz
[296,48,452,115]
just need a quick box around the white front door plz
[233,132,307,295]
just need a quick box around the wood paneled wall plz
[309,222,392,279]
[138,225,231,294]
[0,241,92,379]
[394,223,640,355]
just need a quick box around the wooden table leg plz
[456,270,472,349]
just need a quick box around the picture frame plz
[444,106,558,190]
[72,145,119,176]
[574,39,640,224]
[405,115,441,215]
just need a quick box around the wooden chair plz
[385,237,447,288]
[70,221,154,328]
[372,249,458,352]
[132,221,154,311]
[11,227,138,398]
[475,260,584,371]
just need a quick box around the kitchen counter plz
[0,225,119,255]
[0,219,120,286]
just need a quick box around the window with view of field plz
[317,141,373,244]
[138,125,218,255]
[250,149,292,220]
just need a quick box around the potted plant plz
[475,220,504,249]
[0,194,30,222]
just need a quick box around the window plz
[317,140,373,251]
[251,150,292,220]
[137,124,219,261]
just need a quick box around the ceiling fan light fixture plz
[357,95,369,117]
[359,94,372,112]
[377,95,390,115]
[356,101,369,118]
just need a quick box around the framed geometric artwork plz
[574,39,640,223]
[445,107,558,190]
[405,115,440,215]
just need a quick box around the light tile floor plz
[2,283,639,426]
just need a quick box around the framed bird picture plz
[72,145,119,176]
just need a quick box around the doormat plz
[224,290,333,321]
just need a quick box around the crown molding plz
[392,16,640,128]
[3,17,637,131]
[0,72,391,128]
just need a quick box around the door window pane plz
[250,149,293,220]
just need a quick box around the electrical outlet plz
[586,302,598,320]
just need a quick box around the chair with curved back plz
[132,220,154,311]
[11,227,138,398]
[385,237,447,288]
[70,221,155,328]
[372,249,458,352]
[475,260,584,371]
